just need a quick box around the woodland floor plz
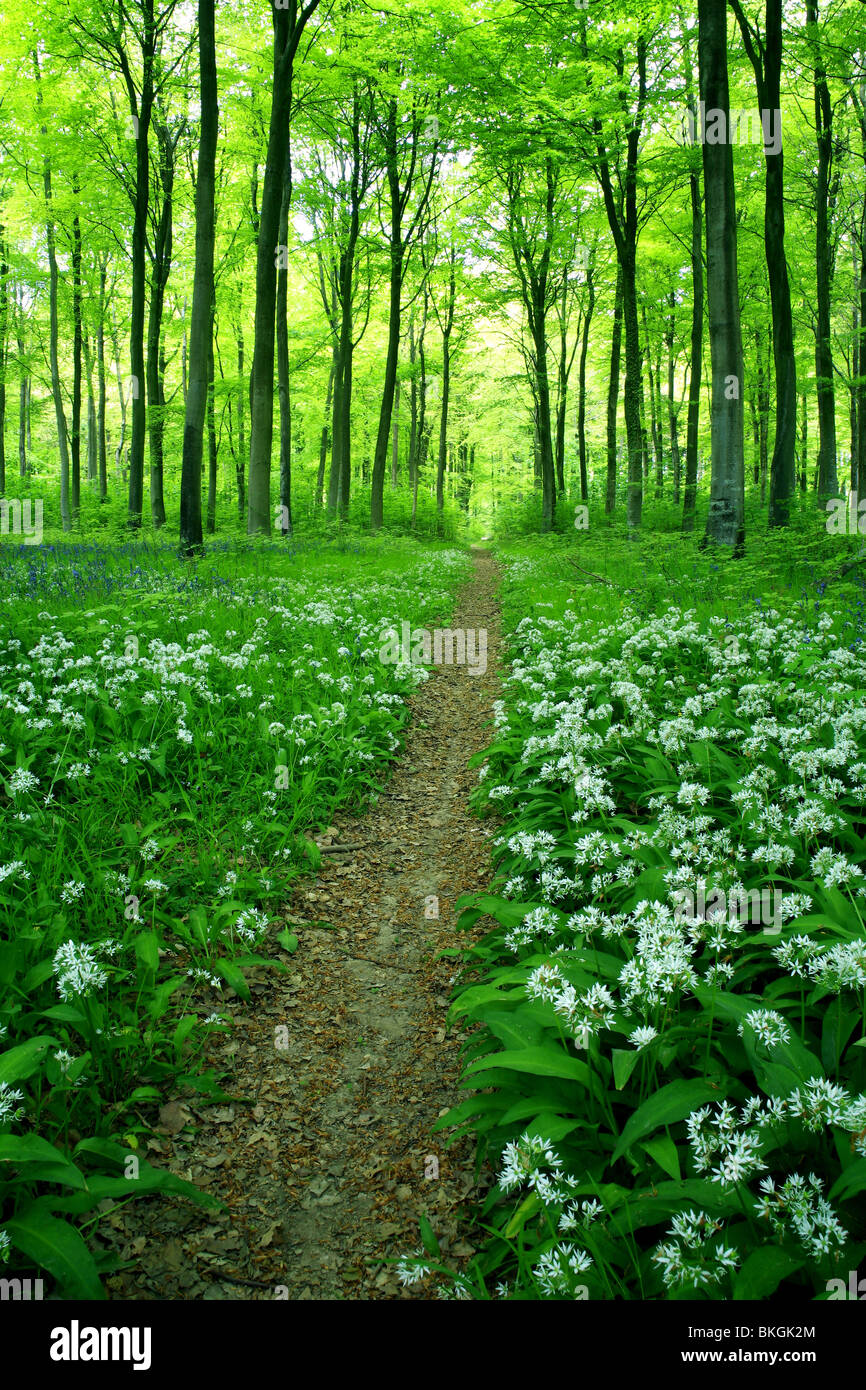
[104,549,502,1301]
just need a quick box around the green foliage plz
[0,533,470,1294]
[431,534,866,1300]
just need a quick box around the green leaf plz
[214,957,250,1000]
[0,1036,56,1085]
[641,1134,681,1181]
[504,1190,541,1237]
[134,932,160,974]
[418,1213,440,1258]
[172,1015,198,1052]
[612,1079,726,1164]
[0,1135,88,1190]
[464,1044,589,1086]
[484,1010,544,1050]
[829,1158,866,1204]
[612,1048,640,1091]
[276,929,298,953]
[733,1247,804,1300]
[5,1203,105,1299]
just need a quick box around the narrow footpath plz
[107,548,502,1300]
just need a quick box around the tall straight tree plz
[369,90,440,530]
[500,156,559,531]
[698,0,745,549]
[730,0,796,527]
[33,49,71,531]
[247,0,320,536]
[680,9,704,533]
[179,0,217,556]
[71,0,185,527]
[806,0,838,498]
[432,240,457,520]
[589,35,648,531]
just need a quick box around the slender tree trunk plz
[148,122,174,529]
[606,264,623,516]
[730,0,795,527]
[236,315,245,519]
[391,382,400,487]
[577,264,595,503]
[643,305,662,497]
[17,324,27,479]
[555,276,570,495]
[371,227,402,529]
[120,4,156,529]
[682,30,704,532]
[248,2,319,535]
[854,93,866,502]
[206,324,217,533]
[699,0,745,549]
[179,0,217,555]
[799,389,808,491]
[110,308,127,483]
[437,330,451,516]
[666,292,682,503]
[34,51,71,530]
[317,355,335,509]
[0,228,7,495]
[71,185,82,522]
[82,328,97,482]
[97,262,108,500]
[809,0,837,497]
[276,137,293,536]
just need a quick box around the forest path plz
[109,549,501,1301]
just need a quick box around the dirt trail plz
[108,549,501,1301]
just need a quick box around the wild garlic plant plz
[445,549,866,1300]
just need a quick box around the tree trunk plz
[148,121,175,529]
[16,303,27,478]
[248,3,319,535]
[809,0,837,497]
[606,264,623,516]
[577,263,595,504]
[370,217,402,529]
[699,0,745,549]
[391,382,400,487]
[0,228,7,495]
[317,354,335,509]
[97,260,108,500]
[666,292,682,503]
[71,185,82,522]
[236,315,245,520]
[34,51,71,530]
[206,323,217,533]
[730,0,796,527]
[276,137,293,536]
[179,0,217,555]
[681,25,704,532]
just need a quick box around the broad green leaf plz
[0,1036,56,1085]
[612,1048,640,1091]
[0,1135,88,1190]
[464,1045,589,1086]
[5,1203,105,1300]
[733,1247,804,1300]
[612,1079,726,1164]
[641,1134,681,1181]
[214,957,250,999]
